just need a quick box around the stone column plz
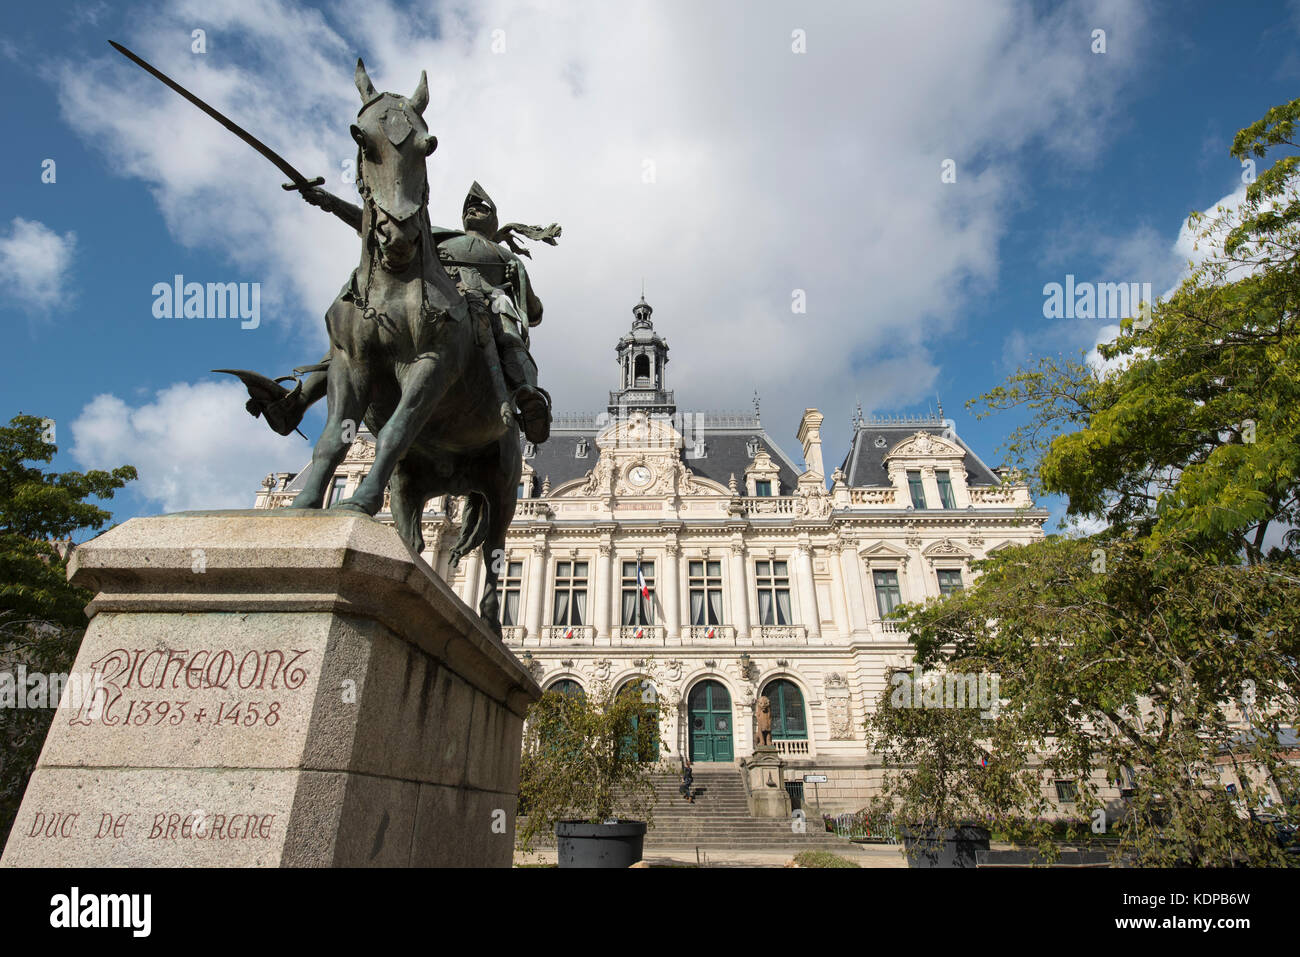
[795,541,821,638]
[840,545,868,634]
[826,542,850,638]
[524,540,547,640]
[594,539,613,640]
[0,511,540,868]
[609,545,623,636]
[466,550,485,607]
[729,539,751,638]
[661,539,681,640]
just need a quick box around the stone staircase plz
[635,766,852,850]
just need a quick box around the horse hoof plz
[330,499,375,516]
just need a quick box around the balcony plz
[500,626,525,644]
[751,625,808,644]
[683,625,737,644]
[543,625,594,643]
[616,625,664,643]
[968,485,1031,507]
[774,739,811,757]
[849,487,898,506]
[876,619,907,636]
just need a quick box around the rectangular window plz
[873,570,902,617]
[495,560,524,627]
[1055,780,1078,803]
[552,560,589,627]
[907,471,927,510]
[936,470,956,509]
[326,475,348,506]
[688,560,724,626]
[937,569,964,597]
[621,560,655,625]
[755,560,792,625]
[516,482,526,499]
[754,479,772,497]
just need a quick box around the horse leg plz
[389,458,426,555]
[290,353,369,508]
[477,433,521,632]
[335,357,451,515]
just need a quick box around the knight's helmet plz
[462,181,500,237]
[350,59,437,223]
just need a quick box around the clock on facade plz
[628,465,653,487]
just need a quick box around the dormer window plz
[907,470,927,510]
[746,436,760,458]
[936,470,956,509]
[523,441,536,458]
[754,479,773,497]
[575,437,589,458]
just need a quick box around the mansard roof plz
[525,411,802,496]
[838,414,1001,488]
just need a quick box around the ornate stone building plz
[254,297,1048,809]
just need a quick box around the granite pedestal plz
[1,510,540,867]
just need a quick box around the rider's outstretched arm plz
[301,186,363,234]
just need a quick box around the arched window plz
[634,354,650,386]
[762,679,807,740]
[547,678,585,698]
[616,678,659,762]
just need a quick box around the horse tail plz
[449,492,490,567]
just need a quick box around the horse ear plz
[355,58,377,101]
[410,70,428,115]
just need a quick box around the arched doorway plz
[688,680,733,762]
[762,678,807,743]
[616,678,659,762]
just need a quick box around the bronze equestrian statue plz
[110,45,559,634]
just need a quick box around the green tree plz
[893,98,1300,866]
[0,414,136,844]
[517,677,666,851]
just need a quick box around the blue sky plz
[2,0,1299,535]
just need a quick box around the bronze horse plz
[288,61,520,632]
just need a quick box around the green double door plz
[688,681,734,762]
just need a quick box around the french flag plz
[637,563,650,600]
[564,626,574,639]
[706,626,716,639]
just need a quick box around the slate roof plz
[526,414,802,496]
[838,417,1002,488]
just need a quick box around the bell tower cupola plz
[610,294,675,416]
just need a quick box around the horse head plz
[351,59,438,272]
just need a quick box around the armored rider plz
[238,180,557,445]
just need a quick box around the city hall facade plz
[253,298,1047,809]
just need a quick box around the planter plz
[555,820,647,868]
[900,825,990,869]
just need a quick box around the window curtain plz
[622,591,637,626]
[758,591,773,625]
[775,590,792,625]
[552,592,569,626]
[690,591,705,626]
[707,589,723,625]
[572,590,586,625]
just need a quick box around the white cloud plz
[56,0,1150,460]
[0,218,77,316]
[69,380,313,512]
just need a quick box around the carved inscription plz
[70,647,310,729]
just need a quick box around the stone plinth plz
[1,510,540,868]
[740,746,792,818]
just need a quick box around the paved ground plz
[514,842,907,868]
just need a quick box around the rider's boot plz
[498,342,552,444]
